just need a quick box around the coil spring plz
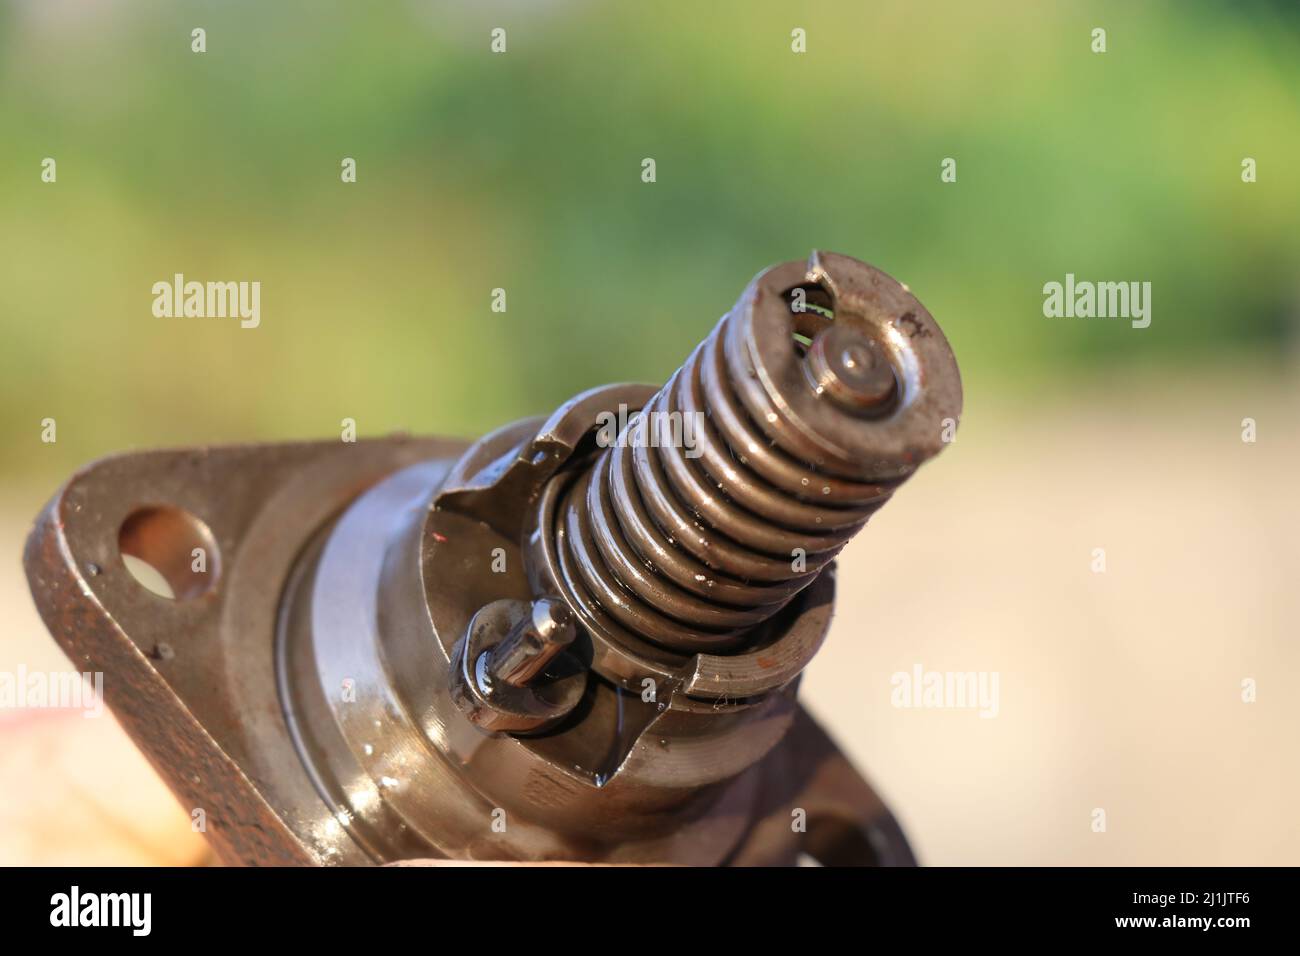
[553,304,902,656]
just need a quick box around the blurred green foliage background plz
[2,0,1297,484]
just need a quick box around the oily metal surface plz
[282,457,764,863]
[24,436,466,865]
[22,251,957,866]
[23,433,915,865]
[727,706,916,866]
[432,385,837,702]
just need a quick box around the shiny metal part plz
[24,252,961,866]
[450,597,585,734]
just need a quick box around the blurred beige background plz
[803,375,1299,865]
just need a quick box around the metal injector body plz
[25,251,961,866]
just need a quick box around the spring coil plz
[553,308,901,656]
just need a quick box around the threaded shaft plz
[554,308,905,656]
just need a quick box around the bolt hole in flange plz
[118,505,219,600]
